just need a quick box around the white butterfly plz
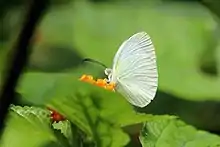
[104,32,158,108]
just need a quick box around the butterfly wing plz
[112,32,158,108]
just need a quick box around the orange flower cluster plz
[79,74,115,91]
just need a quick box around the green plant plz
[1,1,220,147]
[0,72,219,147]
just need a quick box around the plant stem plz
[0,0,49,137]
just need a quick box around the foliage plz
[0,105,63,147]
[3,1,220,101]
[140,116,220,147]
[0,72,219,147]
[1,0,220,147]
[32,1,220,101]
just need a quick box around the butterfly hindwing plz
[111,32,158,108]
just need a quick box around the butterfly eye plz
[104,68,112,76]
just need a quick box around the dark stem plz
[0,0,49,137]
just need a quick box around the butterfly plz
[104,32,158,108]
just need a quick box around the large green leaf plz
[16,66,105,105]
[0,105,63,147]
[140,116,220,147]
[17,73,62,105]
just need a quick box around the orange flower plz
[95,79,107,87]
[79,74,96,84]
[79,74,115,91]
[105,82,116,91]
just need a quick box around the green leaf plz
[17,73,62,105]
[52,120,72,139]
[52,120,76,147]
[47,77,131,147]
[52,129,71,147]
[0,105,63,147]
[140,116,220,147]
[16,67,106,104]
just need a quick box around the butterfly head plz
[104,68,113,83]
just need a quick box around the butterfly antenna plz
[82,58,107,68]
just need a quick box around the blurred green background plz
[1,0,220,146]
